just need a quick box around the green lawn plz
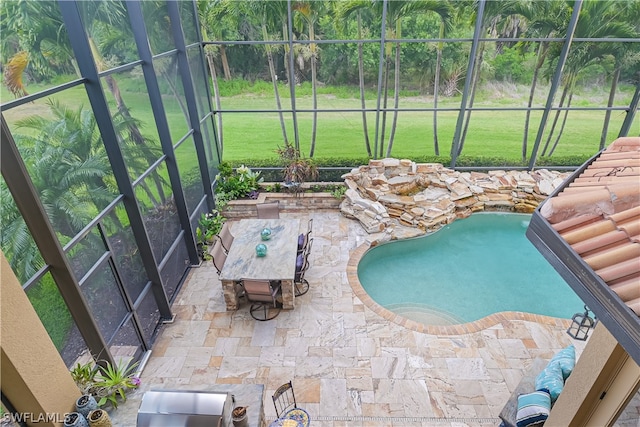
[2,77,637,168]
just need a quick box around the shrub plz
[214,161,263,207]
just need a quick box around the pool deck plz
[109,210,640,427]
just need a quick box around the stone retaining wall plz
[340,158,571,239]
[221,190,341,219]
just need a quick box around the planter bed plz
[220,183,343,219]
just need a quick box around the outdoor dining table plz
[220,218,301,311]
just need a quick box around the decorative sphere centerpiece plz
[255,243,267,257]
[260,227,272,240]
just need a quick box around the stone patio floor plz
[110,210,597,426]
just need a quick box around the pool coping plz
[347,242,572,335]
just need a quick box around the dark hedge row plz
[226,155,588,182]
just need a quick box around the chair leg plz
[249,302,281,321]
[294,279,309,297]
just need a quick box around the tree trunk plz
[433,21,444,156]
[548,91,574,156]
[309,24,318,158]
[541,78,571,157]
[379,57,391,158]
[263,24,288,145]
[522,41,549,162]
[220,45,231,81]
[599,67,620,150]
[458,39,486,156]
[357,12,372,157]
[386,41,401,157]
[206,53,224,147]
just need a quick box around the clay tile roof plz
[540,136,640,316]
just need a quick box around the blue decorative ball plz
[256,243,267,257]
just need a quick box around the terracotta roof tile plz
[541,137,640,316]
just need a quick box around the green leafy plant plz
[92,360,140,409]
[198,210,226,244]
[70,361,97,394]
[331,185,347,199]
[69,360,140,409]
[215,161,263,201]
[276,142,318,192]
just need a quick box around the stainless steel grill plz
[137,390,233,427]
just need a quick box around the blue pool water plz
[357,213,584,324]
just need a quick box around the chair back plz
[272,381,297,418]
[303,237,313,258]
[211,239,227,274]
[256,201,280,219]
[218,222,234,252]
[242,279,280,303]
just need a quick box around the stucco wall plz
[1,252,79,426]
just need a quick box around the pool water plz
[357,213,584,324]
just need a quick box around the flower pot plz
[75,394,98,419]
[63,412,89,427]
[87,409,112,427]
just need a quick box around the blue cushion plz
[535,360,564,403]
[516,390,551,427]
[295,254,304,271]
[550,345,575,380]
[297,233,305,250]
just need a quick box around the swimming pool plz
[357,213,585,325]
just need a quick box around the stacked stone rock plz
[340,158,569,239]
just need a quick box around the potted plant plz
[87,409,112,427]
[75,394,98,419]
[91,360,140,409]
[70,361,97,395]
[63,412,89,427]
[231,406,248,427]
[276,142,318,194]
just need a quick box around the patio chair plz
[293,241,312,297]
[256,201,280,219]
[211,239,227,275]
[217,222,234,253]
[297,229,311,255]
[272,381,298,418]
[241,278,282,321]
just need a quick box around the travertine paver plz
[109,210,604,427]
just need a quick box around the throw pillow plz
[550,344,576,380]
[535,360,564,403]
[516,390,551,427]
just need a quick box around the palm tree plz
[429,2,455,156]
[335,2,373,157]
[513,0,569,161]
[198,0,242,148]
[293,1,325,157]
[385,1,452,157]
[542,0,637,156]
[598,1,640,149]
[455,0,521,157]
[339,0,451,158]
[13,100,119,239]
[0,0,76,82]
[196,0,234,81]
[245,0,291,146]
[0,183,44,283]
